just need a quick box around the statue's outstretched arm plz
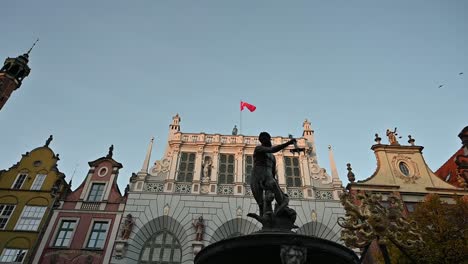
[256,140,294,153]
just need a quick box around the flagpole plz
[239,100,242,135]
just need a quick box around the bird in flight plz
[459,72,464,75]
[438,84,444,88]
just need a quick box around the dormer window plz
[87,183,105,202]
[12,173,27,189]
[31,174,46,190]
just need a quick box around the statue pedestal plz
[192,241,205,257]
[114,240,128,259]
[194,231,358,264]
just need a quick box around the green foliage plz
[384,194,468,264]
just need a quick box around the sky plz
[1,0,467,191]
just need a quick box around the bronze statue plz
[232,125,238,135]
[121,214,134,240]
[247,132,298,230]
[107,145,114,158]
[250,132,296,216]
[193,216,205,241]
[45,135,53,147]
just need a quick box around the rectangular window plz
[284,157,301,187]
[0,248,27,263]
[219,154,235,184]
[86,221,109,249]
[177,152,196,182]
[30,174,47,190]
[0,205,15,229]
[12,174,27,189]
[244,155,253,184]
[87,183,105,202]
[53,220,77,247]
[15,206,46,231]
[405,202,418,213]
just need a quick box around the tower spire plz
[26,38,39,55]
[328,145,340,181]
[168,113,181,140]
[140,137,154,173]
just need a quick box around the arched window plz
[139,230,182,264]
[399,162,410,176]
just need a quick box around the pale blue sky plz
[1,0,466,190]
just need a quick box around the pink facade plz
[33,148,127,264]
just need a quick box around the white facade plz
[112,115,346,264]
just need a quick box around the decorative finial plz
[45,135,53,147]
[346,163,355,183]
[107,145,114,158]
[408,135,415,146]
[27,38,39,55]
[374,133,382,144]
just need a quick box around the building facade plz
[33,146,127,264]
[346,131,467,208]
[112,114,346,264]
[435,126,468,188]
[0,45,34,111]
[343,130,468,263]
[0,136,68,263]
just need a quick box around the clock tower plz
[0,39,37,111]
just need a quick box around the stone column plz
[234,148,244,195]
[209,147,220,194]
[192,146,204,194]
[165,146,180,193]
[276,151,286,193]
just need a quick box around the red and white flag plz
[240,101,256,112]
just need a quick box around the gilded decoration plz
[391,154,420,183]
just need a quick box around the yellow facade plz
[0,142,68,263]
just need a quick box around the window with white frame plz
[15,206,46,231]
[86,221,109,249]
[284,156,301,187]
[0,205,15,229]
[0,248,27,263]
[53,220,77,247]
[218,154,235,184]
[12,174,27,190]
[30,174,47,190]
[176,152,196,182]
[87,183,105,202]
[139,230,182,264]
[244,155,253,184]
